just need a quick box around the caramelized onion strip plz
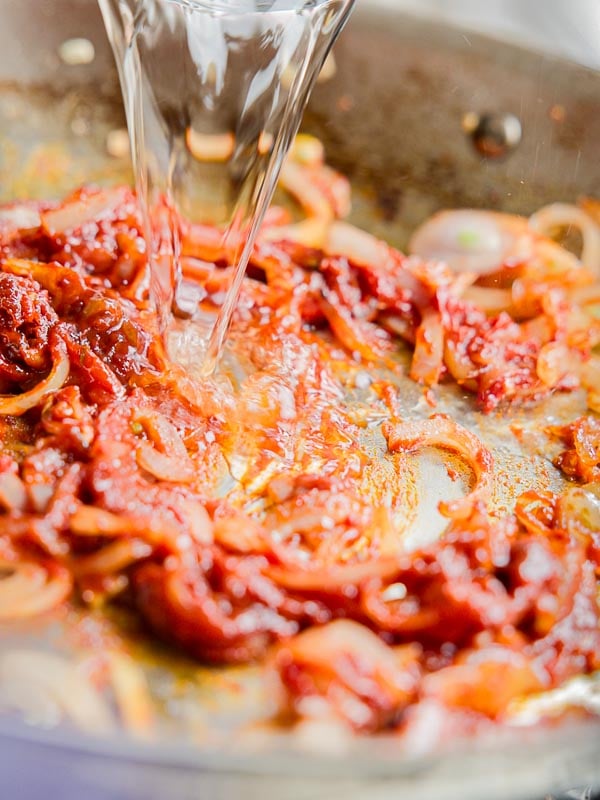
[41,187,129,236]
[0,472,28,512]
[133,411,195,484]
[529,203,600,277]
[324,221,392,267]
[70,506,135,537]
[0,562,72,620]
[0,337,69,417]
[461,286,514,315]
[74,539,153,577]
[268,558,401,592]
[410,309,444,385]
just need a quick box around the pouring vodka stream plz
[99,0,355,376]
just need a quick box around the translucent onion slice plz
[268,558,402,592]
[274,619,420,733]
[278,158,351,223]
[410,309,444,385]
[134,411,195,483]
[279,160,335,221]
[214,515,272,554]
[74,539,152,577]
[556,483,600,536]
[70,503,212,550]
[70,505,135,537]
[529,203,600,277]
[41,187,129,236]
[0,562,72,620]
[182,223,227,262]
[384,414,493,519]
[136,442,195,483]
[324,221,392,267]
[180,501,214,546]
[461,286,514,316]
[260,217,330,249]
[0,205,41,240]
[409,210,530,275]
[321,298,390,362]
[536,342,573,388]
[0,338,69,417]
[280,618,409,678]
[0,472,27,512]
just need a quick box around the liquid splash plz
[99,0,355,375]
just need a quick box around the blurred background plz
[387,0,600,69]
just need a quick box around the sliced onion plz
[261,217,330,249]
[0,337,69,417]
[536,342,573,388]
[0,562,72,620]
[279,160,335,221]
[180,500,214,546]
[514,491,557,536]
[182,223,227,262]
[384,415,494,519]
[0,205,41,241]
[41,187,129,236]
[134,411,195,483]
[260,205,293,229]
[321,298,390,362]
[181,257,216,284]
[275,619,419,732]
[70,505,133,537]
[529,203,600,277]
[136,442,195,484]
[283,619,403,673]
[71,503,211,549]
[409,210,530,275]
[268,558,401,592]
[74,539,152,577]
[317,165,352,220]
[410,309,444,385]
[556,484,600,536]
[214,515,270,554]
[569,283,600,308]
[29,483,55,514]
[0,472,27,512]
[324,221,392,268]
[423,647,542,718]
[461,286,514,315]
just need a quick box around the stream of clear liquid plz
[99,0,354,375]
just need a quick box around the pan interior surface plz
[0,3,599,798]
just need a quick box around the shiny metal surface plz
[0,2,599,798]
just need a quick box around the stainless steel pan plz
[0,2,599,798]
